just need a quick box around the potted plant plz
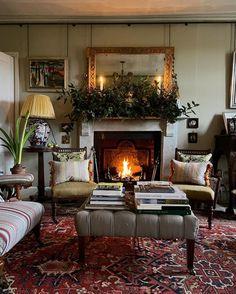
[0,111,35,174]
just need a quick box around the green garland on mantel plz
[57,77,199,132]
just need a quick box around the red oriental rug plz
[1,208,236,294]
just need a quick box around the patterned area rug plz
[1,207,236,293]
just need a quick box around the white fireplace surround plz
[79,119,177,180]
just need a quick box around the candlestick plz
[99,76,104,91]
[156,75,162,86]
[155,75,162,94]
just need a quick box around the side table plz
[24,147,55,201]
[212,134,236,214]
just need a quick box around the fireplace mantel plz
[79,118,177,179]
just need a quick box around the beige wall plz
[0,23,234,185]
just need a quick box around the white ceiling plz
[0,0,236,23]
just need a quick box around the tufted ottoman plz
[0,201,45,286]
[75,209,199,274]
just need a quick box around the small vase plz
[10,164,27,175]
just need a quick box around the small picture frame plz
[61,134,70,144]
[223,112,236,134]
[188,132,198,143]
[230,51,236,108]
[186,118,199,128]
[227,118,236,133]
[28,57,68,92]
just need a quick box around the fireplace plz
[94,131,161,182]
[79,118,178,181]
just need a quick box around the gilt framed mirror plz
[87,47,175,91]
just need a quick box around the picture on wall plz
[230,51,236,108]
[186,118,199,128]
[188,132,198,143]
[28,57,68,92]
[223,112,236,134]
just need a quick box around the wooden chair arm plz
[209,175,222,209]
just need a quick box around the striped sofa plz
[0,201,45,287]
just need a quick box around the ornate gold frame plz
[86,47,174,91]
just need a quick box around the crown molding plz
[0,13,236,24]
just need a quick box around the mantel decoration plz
[58,73,199,132]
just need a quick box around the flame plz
[119,158,132,179]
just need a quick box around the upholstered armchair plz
[49,147,97,223]
[169,148,221,229]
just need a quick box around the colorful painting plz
[28,58,68,91]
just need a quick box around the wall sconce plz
[20,94,55,148]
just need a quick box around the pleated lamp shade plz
[20,94,56,148]
[20,94,55,119]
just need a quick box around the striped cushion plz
[0,173,34,186]
[0,201,44,256]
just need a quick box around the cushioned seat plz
[49,147,97,223]
[0,201,44,256]
[176,184,214,201]
[52,181,97,199]
[0,201,44,287]
[171,148,221,229]
[0,173,34,200]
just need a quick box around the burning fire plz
[119,158,132,179]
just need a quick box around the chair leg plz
[0,256,8,289]
[15,184,21,200]
[51,201,58,224]
[32,222,44,246]
[208,204,213,229]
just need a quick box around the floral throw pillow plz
[169,159,212,186]
[52,151,86,162]
[177,152,212,163]
[49,159,90,185]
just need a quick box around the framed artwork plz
[61,134,70,144]
[186,118,199,128]
[230,51,236,108]
[188,132,198,143]
[223,112,236,134]
[28,57,68,92]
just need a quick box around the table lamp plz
[20,94,56,148]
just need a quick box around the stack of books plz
[134,181,191,215]
[85,182,127,210]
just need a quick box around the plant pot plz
[10,164,27,175]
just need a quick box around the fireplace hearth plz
[94,131,161,182]
[79,118,178,181]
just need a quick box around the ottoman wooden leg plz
[78,236,86,264]
[186,239,195,275]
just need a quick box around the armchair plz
[49,147,97,223]
[169,148,221,229]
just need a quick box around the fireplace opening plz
[94,131,161,183]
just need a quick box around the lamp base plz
[28,119,51,148]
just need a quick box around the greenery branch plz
[58,76,199,132]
